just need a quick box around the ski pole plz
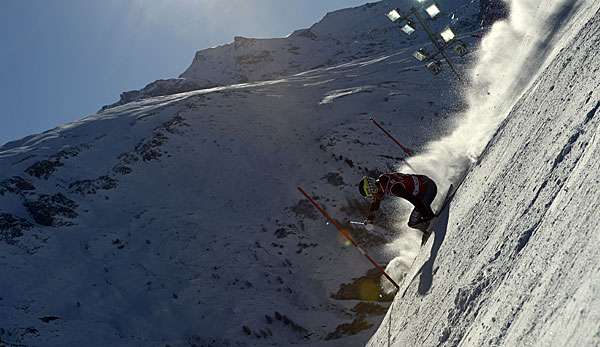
[349,220,375,231]
[297,186,400,290]
[370,117,417,172]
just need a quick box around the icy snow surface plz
[369,0,600,345]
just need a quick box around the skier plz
[358,173,438,231]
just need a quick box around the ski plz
[397,184,459,298]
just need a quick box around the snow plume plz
[382,0,581,293]
[405,0,581,189]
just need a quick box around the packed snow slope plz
[0,1,493,346]
[369,0,600,346]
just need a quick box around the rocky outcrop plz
[24,193,78,227]
[0,213,33,245]
[68,176,118,195]
[289,29,318,40]
[0,176,35,196]
[25,146,83,179]
[136,115,190,162]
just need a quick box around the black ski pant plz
[407,179,437,230]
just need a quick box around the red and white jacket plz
[369,173,435,219]
[377,173,430,199]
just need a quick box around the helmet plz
[358,176,379,198]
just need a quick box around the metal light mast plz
[386,2,468,81]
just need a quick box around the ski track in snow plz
[319,86,375,105]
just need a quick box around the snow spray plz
[381,0,580,294]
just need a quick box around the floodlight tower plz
[386,1,468,82]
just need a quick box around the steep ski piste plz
[380,0,584,292]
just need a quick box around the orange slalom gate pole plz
[297,186,400,290]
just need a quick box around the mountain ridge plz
[100,0,490,111]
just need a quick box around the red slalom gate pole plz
[370,117,417,173]
[370,117,414,157]
[297,186,400,290]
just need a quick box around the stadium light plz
[413,48,430,62]
[385,2,466,81]
[386,9,402,22]
[400,21,417,35]
[440,27,456,42]
[425,4,441,19]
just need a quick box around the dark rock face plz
[161,115,190,134]
[0,176,36,196]
[0,326,39,343]
[0,213,33,244]
[112,165,133,175]
[135,132,169,162]
[236,50,275,66]
[68,176,118,195]
[135,115,190,162]
[110,115,189,175]
[234,36,258,50]
[112,153,139,175]
[25,146,82,179]
[289,29,318,40]
[25,160,64,179]
[480,0,509,27]
[24,193,78,226]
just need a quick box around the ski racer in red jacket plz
[358,173,437,230]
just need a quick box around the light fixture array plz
[385,1,468,79]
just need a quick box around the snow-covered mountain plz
[8,0,593,345]
[102,0,485,110]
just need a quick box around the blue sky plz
[0,0,366,145]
